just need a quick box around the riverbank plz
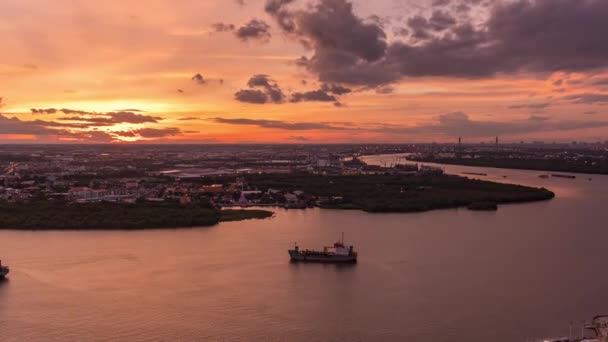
[220,209,275,222]
[408,155,608,175]
[0,201,273,230]
[0,173,555,229]
[243,173,555,213]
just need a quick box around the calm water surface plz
[1,155,607,341]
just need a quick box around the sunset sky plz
[1,0,607,143]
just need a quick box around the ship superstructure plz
[289,234,357,263]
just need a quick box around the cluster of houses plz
[60,180,311,209]
[0,149,445,205]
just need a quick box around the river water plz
[1,154,607,342]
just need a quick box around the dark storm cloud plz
[236,76,347,105]
[31,108,58,114]
[57,117,116,126]
[367,15,390,29]
[235,74,286,104]
[0,111,183,142]
[62,130,117,143]
[562,93,608,105]
[407,16,433,40]
[0,114,63,135]
[265,0,296,15]
[131,127,183,138]
[30,108,144,115]
[528,115,550,122]
[265,87,285,103]
[392,27,409,37]
[382,112,608,137]
[211,112,608,137]
[247,75,285,103]
[107,111,162,123]
[508,103,551,110]
[235,19,271,41]
[287,135,310,141]
[113,128,184,138]
[59,111,162,125]
[266,0,390,86]
[376,86,394,94]
[320,83,352,95]
[61,109,93,115]
[295,0,387,61]
[265,0,391,86]
[432,0,451,6]
[210,117,348,130]
[290,89,337,102]
[428,10,456,31]
[235,89,269,104]
[31,108,103,115]
[192,73,205,85]
[590,78,608,87]
[264,0,297,32]
[115,109,144,112]
[454,4,470,12]
[113,130,137,137]
[247,74,275,88]
[211,23,235,32]
[267,0,608,87]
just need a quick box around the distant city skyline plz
[1,0,607,143]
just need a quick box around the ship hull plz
[288,250,357,263]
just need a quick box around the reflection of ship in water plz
[542,315,608,342]
[0,259,9,278]
[289,234,357,263]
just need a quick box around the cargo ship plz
[0,260,9,278]
[289,234,357,263]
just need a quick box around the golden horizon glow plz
[1,0,607,144]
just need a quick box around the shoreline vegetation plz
[219,209,275,222]
[0,174,554,230]
[407,155,608,175]
[241,173,554,213]
[0,201,273,230]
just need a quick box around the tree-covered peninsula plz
[0,173,555,230]
[0,200,273,230]
[241,173,554,213]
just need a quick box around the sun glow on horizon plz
[1,0,608,144]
